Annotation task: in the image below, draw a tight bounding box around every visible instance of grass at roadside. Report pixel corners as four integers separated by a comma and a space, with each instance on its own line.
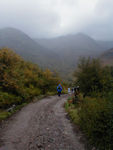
0, 94, 53, 122
65, 96, 80, 125
65, 94, 113, 150
0, 111, 11, 121
0, 102, 27, 122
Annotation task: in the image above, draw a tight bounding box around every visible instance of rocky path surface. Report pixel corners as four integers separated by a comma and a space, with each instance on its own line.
0, 95, 85, 150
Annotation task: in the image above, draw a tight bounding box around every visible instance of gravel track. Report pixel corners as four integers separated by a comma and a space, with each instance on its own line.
0, 95, 85, 150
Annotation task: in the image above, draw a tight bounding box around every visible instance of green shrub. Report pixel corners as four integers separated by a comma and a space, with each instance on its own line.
69, 109, 79, 124
65, 99, 80, 124
24, 87, 41, 99
78, 97, 113, 150
74, 57, 113, 97
0, 91, 22, 108
0, 111, 11, 121
0, 48, 61, 108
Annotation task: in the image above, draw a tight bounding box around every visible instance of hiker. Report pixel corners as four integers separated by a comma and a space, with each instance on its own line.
68, 88, 71, 94
57, 84, 62, 97
71, 88, 74, 94
74, 86, 79, 96
73, 86, 79, 103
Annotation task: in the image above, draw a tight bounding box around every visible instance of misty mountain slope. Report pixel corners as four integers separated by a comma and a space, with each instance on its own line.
100, 48, 113, 65
36, 33, 104, 57
35, 33, 108, 80
97, 41, 113, 50
1, 27, 112, 80
0, 28, 61, 69
0, 28, 40, 53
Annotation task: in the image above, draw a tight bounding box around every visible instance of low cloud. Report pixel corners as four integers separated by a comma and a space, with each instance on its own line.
0, 0, 113, 40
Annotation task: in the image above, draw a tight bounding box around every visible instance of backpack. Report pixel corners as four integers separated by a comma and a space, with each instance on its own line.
58, 86, 61, 90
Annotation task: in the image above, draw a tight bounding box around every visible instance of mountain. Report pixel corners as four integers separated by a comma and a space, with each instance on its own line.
36, 33, 104, 56
0, 28, 60, 69
101, 48, 113, 65
36, 33, 107, 69
35, 33, 107, 80
97, 41, 113, 50
1, 28, 113, 80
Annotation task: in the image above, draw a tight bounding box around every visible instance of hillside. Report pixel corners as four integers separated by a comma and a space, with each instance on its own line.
1, 28, 113, 80
97, 41, 113, 50
36, 33, 104, 56
101, 48, 113, 65
36, 33, 108, 80
36, 33, 107, 68
0, 28, 60, 69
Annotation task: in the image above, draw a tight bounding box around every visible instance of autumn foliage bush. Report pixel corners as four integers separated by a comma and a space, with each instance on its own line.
0, 48, 60, 108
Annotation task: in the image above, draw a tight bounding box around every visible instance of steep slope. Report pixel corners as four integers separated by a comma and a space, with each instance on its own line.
0, 28, 60, 69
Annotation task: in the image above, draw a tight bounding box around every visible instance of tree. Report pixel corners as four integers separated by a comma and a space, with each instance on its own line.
74, 57, 112, 96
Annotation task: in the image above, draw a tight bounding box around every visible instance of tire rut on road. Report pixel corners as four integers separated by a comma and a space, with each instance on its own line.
0, 95, 85, 150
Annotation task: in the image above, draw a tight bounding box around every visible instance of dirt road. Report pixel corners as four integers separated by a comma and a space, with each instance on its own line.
0, 95, 85, 150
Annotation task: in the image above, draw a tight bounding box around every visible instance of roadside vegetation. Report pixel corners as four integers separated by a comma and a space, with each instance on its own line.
65, 57, 113, 150
0, 48, 62, 121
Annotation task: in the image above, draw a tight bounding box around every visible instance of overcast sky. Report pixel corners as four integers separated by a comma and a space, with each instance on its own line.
0, 0, 113, 40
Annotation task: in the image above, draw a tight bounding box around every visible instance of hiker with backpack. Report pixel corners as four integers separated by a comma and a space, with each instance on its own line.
73, 86, 79, 103
57, 84, 62, 97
